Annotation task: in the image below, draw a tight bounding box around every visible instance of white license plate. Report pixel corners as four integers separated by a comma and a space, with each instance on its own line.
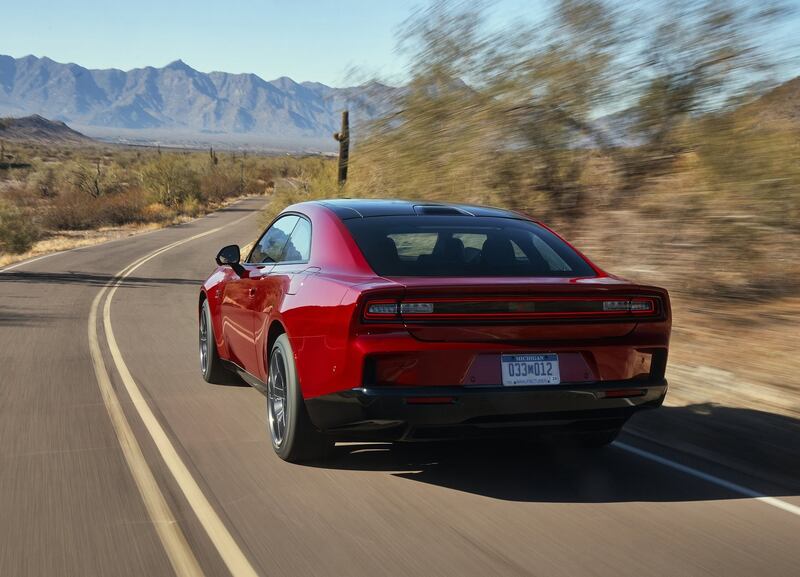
501, 354, 561, 385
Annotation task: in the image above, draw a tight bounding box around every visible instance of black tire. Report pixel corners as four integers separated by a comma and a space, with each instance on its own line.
199, 299, 235, 384
267, 334, 331, 463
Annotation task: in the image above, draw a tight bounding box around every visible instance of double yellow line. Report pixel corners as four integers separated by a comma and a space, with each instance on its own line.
88, 213, 261, 577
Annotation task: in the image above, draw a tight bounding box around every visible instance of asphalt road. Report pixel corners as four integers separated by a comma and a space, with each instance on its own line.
1, 196, 798, 577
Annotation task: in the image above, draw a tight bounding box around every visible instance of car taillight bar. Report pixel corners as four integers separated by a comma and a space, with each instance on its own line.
602, 300, 655, 313
400, 302, 434, 314
363, 296, 658, 321
366, 302, 399, 316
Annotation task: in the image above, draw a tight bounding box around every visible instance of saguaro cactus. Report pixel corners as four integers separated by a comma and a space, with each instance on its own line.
333, 110, 350, 186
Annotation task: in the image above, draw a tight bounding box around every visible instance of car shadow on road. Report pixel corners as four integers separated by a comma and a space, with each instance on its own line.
213, 207, 258, 212
315, 403, 800, 504
0, 271, 201, 288
0, 306, 65, 327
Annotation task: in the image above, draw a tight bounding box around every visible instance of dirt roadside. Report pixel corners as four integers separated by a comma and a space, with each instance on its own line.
0, 193, 264, 270
628, 295, 800, 489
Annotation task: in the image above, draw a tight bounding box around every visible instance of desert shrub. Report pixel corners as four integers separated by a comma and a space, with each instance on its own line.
3, 144, 326, 240
0, 201, 41, 253
260, 160, 342, 224
43, 189, 98, 230
178, 197, 203, 218
199, 164, 240, 203
141, 202, 177, 223
141, 155, 199, 207
43, 188, 145, 229
28, 167, 59, 198
1, 182, 40, 208
94, 190, 147, 226
249, 164, 275, 189
70, 163, 103, 197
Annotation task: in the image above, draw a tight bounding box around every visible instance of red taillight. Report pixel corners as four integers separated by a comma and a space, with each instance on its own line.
363, 296, 659, 322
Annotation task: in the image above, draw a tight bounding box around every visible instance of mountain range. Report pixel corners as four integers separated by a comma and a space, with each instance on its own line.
0, 54, 396, 150
0, 114, 92, 145
2, 54, 797, 151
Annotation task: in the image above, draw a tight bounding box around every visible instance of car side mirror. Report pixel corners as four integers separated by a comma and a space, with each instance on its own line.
216, 244, 241, 266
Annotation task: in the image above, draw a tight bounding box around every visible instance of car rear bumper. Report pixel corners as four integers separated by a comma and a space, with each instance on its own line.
305, 379, 668, 440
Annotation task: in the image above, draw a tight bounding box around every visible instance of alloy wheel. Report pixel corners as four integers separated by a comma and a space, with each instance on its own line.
199, 308, 209, 373
268, 350, 288, 447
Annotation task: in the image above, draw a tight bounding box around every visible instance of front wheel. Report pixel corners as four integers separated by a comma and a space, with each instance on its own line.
267, 334, 331, 463
199, 299, 235, 384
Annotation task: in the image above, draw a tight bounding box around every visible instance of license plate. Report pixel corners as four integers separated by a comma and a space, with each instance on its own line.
501, 354, 560, 385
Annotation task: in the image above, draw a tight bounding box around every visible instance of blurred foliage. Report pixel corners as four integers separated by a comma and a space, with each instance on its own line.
259, 157, 341, 225
317, 0, 798, 300
344, 0, 793, 202
696, 114, 800, 229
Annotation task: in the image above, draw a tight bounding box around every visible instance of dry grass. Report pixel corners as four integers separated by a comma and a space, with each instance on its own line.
664, 296, 800, 418
0, 192, 250, 269
0, 223, 161, 268
0, 141, 326, 256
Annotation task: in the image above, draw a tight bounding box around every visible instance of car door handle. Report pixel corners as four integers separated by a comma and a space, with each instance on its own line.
248, 287, 257, 298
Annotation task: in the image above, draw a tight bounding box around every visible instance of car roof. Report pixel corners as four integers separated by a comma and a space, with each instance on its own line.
313, 198, 525, 220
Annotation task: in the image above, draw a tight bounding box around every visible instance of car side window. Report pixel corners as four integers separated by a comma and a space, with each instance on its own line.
248, 215, 299, 264
283, 217, 311, 263
530, 234, 571, 271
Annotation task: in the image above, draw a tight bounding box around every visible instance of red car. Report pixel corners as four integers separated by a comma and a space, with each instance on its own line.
199, 200, 670, 462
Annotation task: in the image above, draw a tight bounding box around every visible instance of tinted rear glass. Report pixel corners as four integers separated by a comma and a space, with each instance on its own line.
343, 216, 595, 277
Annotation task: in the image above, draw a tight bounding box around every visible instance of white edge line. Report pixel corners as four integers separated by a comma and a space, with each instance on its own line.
1, 224, 168, 273
99, 211, 261, 577
89, 263, 205, 577
616, 441, 800, 517
0, 250, 69, 272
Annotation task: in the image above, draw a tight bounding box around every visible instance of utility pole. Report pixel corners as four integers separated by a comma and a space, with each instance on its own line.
333, 110, 350, 186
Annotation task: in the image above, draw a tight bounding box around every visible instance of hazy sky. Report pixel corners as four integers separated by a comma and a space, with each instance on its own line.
0, 0, 544, 85
2, 0, 798, 86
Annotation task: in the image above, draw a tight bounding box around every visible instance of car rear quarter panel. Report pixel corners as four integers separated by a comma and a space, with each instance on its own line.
276, 277, 359, 397
255, 204, 396, 392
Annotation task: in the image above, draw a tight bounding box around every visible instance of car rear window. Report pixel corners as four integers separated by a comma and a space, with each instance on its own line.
343, 216, 596, 277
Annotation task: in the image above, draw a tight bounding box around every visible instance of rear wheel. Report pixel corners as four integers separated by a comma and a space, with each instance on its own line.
199, 299, 234, 384
267, 334, 331, 463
